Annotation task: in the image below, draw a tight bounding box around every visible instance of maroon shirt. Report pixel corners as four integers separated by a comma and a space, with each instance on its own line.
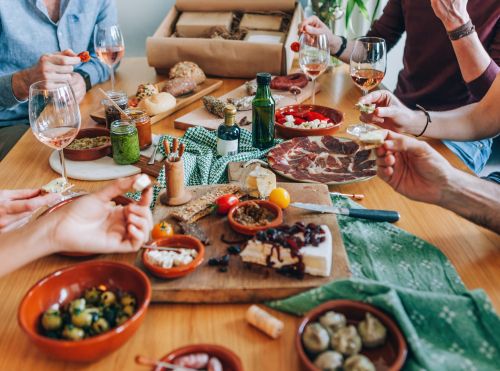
367, 0, 500, 111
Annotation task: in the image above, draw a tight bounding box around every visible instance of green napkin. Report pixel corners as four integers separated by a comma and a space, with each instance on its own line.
268, 196, 500, 370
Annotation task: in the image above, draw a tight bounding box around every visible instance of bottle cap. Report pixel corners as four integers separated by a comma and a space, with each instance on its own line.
224, 104, 237, 126
256, 72, 272, 85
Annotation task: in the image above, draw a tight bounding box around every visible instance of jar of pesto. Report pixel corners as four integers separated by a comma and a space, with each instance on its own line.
110, 121, 140, 165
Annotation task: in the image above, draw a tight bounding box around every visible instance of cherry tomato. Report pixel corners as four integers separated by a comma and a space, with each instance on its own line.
215, 194, 239, 215
77, 51, 91, 63
151, 221, 174, 240
269, 187, 291, 209
290, 41, 300, 52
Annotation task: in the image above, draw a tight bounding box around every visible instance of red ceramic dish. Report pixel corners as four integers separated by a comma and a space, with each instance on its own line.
142, 235, 205, 279
18, 261, 151, 362
39, 195, 132, 257
275, 105, 343, 139
155, 344, 243, 371
296, 300, 407, 371
227, 200, 283, 236
63, 127, 111, 161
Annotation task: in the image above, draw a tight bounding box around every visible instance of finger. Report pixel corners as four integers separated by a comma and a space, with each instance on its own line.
60, 49, 77, 57
46, 54, 81, 66
377, 165, 393, 181
4, 193, 61, 214
304, 25, 324, 35
94, 176, 138, 202
0, 211, 34, 230
0, 188, 41, 201
128, 213, 149, 237
383, 133, 432, 155
127, 225, 144, 251
137, 186, 153, 208
375, 146, 387, 158
376, 106, 400, 119
127, 203, 153, 231
359, 112, 384, 124
358, 90, 388, 105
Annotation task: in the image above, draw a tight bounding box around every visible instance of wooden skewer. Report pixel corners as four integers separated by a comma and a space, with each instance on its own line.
330, 192, 365, 201
178, 143, 185, 160
98, 88, 131, 120
141, 244, 185, 253
135, 355, 197, 371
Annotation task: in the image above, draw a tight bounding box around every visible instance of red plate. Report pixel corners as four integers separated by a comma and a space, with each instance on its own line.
267, 135, 376, 185
275, 105, 343, 139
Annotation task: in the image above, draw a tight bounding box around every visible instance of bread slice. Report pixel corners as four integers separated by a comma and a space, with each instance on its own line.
170, 184, 242, 223
357, 129, 388, 149
41, 177, 73, 194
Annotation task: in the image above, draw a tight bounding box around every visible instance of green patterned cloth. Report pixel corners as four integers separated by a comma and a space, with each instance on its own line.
130, 128, 500, 369
268, 196, 500, 371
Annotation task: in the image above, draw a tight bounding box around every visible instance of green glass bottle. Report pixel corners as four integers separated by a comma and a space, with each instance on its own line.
252, 72, 275, 149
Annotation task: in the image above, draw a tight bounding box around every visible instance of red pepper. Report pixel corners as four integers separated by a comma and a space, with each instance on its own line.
294, 117, 305, 125
305, 111, 329, 122
77, 51, 91, 63
290, 42, 300, 52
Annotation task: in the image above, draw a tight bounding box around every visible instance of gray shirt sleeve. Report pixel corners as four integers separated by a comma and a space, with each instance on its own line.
0, 73, 27, 108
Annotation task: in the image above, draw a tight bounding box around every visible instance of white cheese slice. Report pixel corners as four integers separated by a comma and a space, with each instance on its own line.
359, 129, 387, 145
240, 225, 333, 277
244, 165, 276, 199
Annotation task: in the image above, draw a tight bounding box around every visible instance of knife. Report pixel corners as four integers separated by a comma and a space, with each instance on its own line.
291, 202, 400, 223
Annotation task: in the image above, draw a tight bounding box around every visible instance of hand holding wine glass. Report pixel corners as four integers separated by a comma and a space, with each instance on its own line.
298, 32, 330, 105
348, 37, 387, 137
29, 81, 81, 187
94, 24, 125, 91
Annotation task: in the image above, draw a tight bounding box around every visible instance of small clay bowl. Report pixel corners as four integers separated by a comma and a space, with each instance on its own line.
142, 235, 205, 279
18, 261, 151, 362
39, 195, 132, 257
227, 200, 283, 236
275, 104, 343, 139
63, 127, 111, 161
296, 300, 407, 371
155, 344, 243, 371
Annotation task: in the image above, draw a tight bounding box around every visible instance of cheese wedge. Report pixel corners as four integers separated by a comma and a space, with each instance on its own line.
244, 165, 276, 199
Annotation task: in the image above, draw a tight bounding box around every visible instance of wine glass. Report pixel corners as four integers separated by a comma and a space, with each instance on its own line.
299, 32, 330, 105
29, 81, 81, 187
347, 37, 387, 137
94, 24, 125, 92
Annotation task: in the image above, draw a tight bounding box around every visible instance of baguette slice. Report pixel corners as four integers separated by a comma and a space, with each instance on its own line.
170, 184, 242, 223
357, 129, 388, 150
41, 177, 73, 194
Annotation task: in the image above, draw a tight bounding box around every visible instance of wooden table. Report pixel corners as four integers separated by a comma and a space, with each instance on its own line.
0, 58, 498, 370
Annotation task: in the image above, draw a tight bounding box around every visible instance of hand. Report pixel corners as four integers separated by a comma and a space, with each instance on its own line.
358, 90, 426, 135
11, 49, 81, 100
376, 131, 455, 204
299, 16, 338, 52
69, 72, 86, 103
0, 189, 61, 233
430, 0, 470, 31
46, 176, 154, 255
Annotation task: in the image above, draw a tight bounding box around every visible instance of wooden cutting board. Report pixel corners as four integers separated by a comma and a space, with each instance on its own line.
90, 78, 223, 125
173, 77, 320, 131
137, 182, 351, 303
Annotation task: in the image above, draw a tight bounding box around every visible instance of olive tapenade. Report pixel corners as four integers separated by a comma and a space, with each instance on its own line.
233, 201, 276, 226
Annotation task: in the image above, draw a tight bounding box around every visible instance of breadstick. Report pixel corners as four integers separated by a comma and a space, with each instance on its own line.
246, 305, 284, 339
178, 143, 186, 160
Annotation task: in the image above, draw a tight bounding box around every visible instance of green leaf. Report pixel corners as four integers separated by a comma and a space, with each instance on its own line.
371, 0, 382, 23
353, 0, 370, 21
345, 0, 356, 28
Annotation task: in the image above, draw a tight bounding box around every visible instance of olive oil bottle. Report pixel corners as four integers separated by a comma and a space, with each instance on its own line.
252, 72, 275, 149
216, 104, 240, 156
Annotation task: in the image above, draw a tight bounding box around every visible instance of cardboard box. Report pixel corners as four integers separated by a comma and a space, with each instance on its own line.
146, 0, 302, 78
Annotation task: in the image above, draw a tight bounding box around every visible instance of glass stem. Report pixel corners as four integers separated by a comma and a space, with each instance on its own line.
58, 149, 68, 185
312, 79, 316, 105
110, 65, 115, 91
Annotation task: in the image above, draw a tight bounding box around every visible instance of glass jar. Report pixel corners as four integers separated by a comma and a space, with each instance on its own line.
102, 91, 128, 129
123, 108, 152, 150
110, 121, 140, 165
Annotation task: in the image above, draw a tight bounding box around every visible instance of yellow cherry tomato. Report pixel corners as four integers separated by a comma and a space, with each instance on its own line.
269, 187, 291, 209
151, 221, 174, 240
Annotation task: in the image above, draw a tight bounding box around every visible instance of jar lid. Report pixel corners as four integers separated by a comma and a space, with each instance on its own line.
102, 90, 128, 105
256, 72, 272, 85
110, 120, 136, 134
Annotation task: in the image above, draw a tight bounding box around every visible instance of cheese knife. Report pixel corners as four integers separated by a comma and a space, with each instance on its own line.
291, 202, 400, 223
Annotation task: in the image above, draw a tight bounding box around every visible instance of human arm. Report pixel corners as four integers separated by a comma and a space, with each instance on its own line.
0, 176, 153, 277
299, 0, 405, 63
0, 189, 61, 233
376, 131, 500, 233
430, 0, 500, 99
74, 0, 117, 87
358, 74, 500, 140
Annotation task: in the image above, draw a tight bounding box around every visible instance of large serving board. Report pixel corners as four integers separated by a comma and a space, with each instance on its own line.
90, 78, 223, 125
137, 182, 351, 303
173, 77, 321, 131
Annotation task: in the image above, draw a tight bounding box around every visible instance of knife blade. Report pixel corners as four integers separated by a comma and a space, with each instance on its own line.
291, 202, 400, 223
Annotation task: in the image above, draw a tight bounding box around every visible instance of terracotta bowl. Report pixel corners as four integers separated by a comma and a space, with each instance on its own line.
296, 300, 407, 371
63, 127, 111, 161
275, 105, 343, 139
142, 235, 205, 279
18, 261, 151, 362
38, 195, 132, 257
227, 200, 283, 236
155, 344, 243, 371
